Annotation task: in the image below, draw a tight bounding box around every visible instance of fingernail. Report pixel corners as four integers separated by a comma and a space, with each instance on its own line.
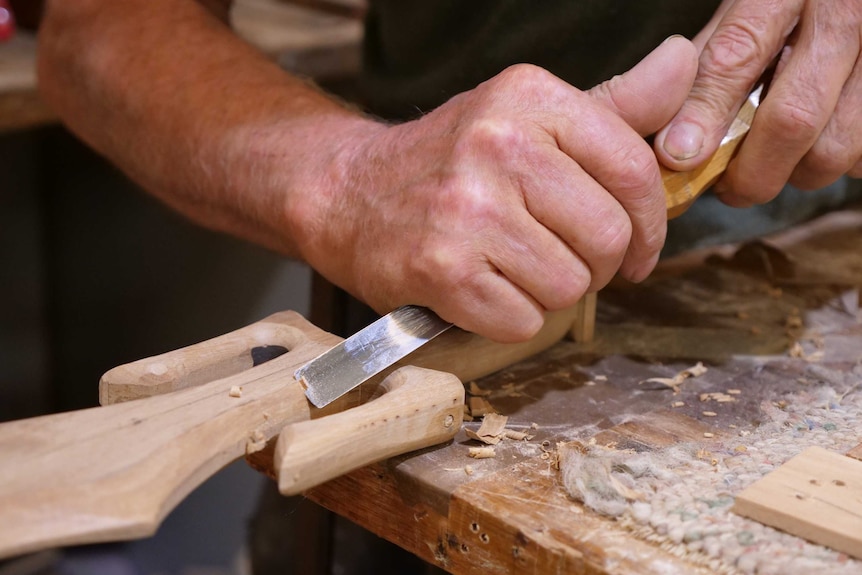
663, 121, 704, 161
661, 34, 685, 45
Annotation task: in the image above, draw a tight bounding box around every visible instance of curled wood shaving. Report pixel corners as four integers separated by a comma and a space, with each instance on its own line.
640, 362, 708, 393
229, 386, 242, 398
466, 413, 509, 445
468, 446, 496, 459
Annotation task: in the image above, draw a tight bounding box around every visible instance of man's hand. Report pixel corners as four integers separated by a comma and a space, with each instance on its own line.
655, 0, 862, 207
293, 37, 698, 342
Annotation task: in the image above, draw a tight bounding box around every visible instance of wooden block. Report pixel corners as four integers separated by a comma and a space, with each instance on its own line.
846, 443, 862, 462
732, 446, 862, 559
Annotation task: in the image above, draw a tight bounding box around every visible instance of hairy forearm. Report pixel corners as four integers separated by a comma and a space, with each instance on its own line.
37, 0, 380, 255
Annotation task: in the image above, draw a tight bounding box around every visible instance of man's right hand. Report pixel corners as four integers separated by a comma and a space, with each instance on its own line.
291, 37, 698, 342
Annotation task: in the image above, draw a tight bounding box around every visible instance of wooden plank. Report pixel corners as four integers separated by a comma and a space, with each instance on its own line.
732, 446, 862, 560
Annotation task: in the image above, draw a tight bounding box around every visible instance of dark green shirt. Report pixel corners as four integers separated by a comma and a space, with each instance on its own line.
360, 1, 722, 120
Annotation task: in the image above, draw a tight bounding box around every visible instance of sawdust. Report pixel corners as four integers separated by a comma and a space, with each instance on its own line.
559, 365, 862, 575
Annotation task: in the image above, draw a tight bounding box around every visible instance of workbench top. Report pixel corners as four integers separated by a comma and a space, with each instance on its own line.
255, 205, 862, 575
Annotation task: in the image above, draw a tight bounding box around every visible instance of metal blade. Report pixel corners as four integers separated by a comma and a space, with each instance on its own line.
297, 305, 453, 408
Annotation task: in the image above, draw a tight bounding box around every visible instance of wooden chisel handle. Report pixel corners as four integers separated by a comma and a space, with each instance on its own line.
662, 87, 759, 219
0, 312, 462, 560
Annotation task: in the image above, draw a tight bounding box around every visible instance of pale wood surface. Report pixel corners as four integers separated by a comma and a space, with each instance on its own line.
276, 365, 463, 495
0, 302, 577, 559
102, 306, 580, 403
0, 311, 340, 559
732, 446, 862, 560
662, 91, 757, 219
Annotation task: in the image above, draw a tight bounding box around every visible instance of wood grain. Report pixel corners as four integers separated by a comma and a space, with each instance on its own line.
0, 312, 339, 559
732, 446, 862, 559
662, 91, 757, 219
276, 365, 464, 495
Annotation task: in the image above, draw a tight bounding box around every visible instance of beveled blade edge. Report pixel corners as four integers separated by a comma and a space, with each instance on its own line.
297, 305, 453, 408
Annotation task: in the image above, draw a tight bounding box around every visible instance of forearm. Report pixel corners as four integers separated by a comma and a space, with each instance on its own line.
37, 0, 381, 255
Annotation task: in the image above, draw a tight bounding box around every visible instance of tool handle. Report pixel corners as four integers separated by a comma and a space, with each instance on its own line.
276, 365, 464, 495
0, 311, 339, 559
662, 94, 758, 219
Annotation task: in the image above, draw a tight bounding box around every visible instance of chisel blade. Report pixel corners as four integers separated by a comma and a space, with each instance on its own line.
296, 305, 453, 408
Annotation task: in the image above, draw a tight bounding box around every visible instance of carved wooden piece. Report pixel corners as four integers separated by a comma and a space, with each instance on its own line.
276, 366, 463, 495
101, 307, 580, 404
0, 312, 463, 560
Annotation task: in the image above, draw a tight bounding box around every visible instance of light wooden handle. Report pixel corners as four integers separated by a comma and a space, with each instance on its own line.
662, 95, 757, 219
0, 311, 343, 560
276, 365, 464, 495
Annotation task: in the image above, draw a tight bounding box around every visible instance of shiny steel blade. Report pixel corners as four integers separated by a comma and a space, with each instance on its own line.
297, 305, 453, 408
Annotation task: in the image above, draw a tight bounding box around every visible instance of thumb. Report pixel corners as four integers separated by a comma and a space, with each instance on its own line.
588, 35, 699, 137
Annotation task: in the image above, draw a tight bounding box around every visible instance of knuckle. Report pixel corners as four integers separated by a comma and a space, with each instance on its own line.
703, 17, 771, 76
593, 217, 634, 261
765, 95, 824, 143
605, 143, 661, 204
804, 137, 857, 182
458, 116, 527, 160
496, 63, 554, 92
546, 272, 590, 310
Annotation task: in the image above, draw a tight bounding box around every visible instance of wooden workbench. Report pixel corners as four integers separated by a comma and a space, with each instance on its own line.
251, 204, 862, 574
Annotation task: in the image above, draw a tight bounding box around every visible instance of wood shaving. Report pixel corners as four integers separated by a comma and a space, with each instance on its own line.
229, 386, 242, 398
703, 432, 715, 438
641, 362, 708, 393
464, 465, 474, 475
595, 375, 608, 382
466, 413, 509, 445
671, 401, 685, 408
503, 430, 531, 441
788, 341, 825, 362
702, 411, 717, 417
468, 446, 496, 459
700, 391, 737, 403
727, 389, 742, 395
468, 396, 495, 417
245, 429, 266, 454
467, 381, 491, 397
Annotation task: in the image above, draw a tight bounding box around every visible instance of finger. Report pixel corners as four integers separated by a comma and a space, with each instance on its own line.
790, 23, 862, 190
589, 35, 699, 136
517, 146, 632, 293
655, 0, 803, 170
429, 265, 546, 344
718, 5, 860, 203
691, 0, 738, 53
